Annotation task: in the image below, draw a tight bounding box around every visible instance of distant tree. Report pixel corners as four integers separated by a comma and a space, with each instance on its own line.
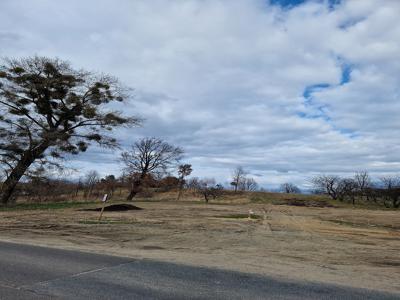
280, 182, 301, 194
311, 174, 362, 203
75, 177, 84, 197
121, 137, 183, 201
23, 166, 50, 202
0, 56, 140, 205
310, 175, 342, 200
177, 164, 192, 200
159, 176, 180, 191
100, 175, 117, 198
231, 166, 246, 192
380, 176, 400, 208
195, 178, 223, 203
187, 177, 200, 191
84, 170, 99, 198
242, 177, 258, 191
338, 178, 358, 204
353, 171, 372, 202
354, 171, 371, 191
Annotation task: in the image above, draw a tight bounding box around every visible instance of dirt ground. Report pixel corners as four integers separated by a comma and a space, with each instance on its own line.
0, 198, 399, 294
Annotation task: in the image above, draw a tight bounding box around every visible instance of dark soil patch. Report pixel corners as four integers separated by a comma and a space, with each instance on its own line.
141, 245, 166, 250
217, 214, 262, 220
370, 260, 400, 267
274, 198, 335, 208
79, 204, 143, 212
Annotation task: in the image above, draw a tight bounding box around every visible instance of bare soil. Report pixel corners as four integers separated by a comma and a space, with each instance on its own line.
0, 197, 399, 294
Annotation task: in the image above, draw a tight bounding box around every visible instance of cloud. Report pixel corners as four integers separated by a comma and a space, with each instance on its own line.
0, 0, 399, 188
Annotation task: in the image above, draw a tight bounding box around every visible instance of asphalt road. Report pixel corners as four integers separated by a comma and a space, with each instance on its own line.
0, 241, 398, 299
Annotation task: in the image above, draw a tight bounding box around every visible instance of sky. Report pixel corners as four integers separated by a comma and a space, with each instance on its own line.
0, 0, 399, 189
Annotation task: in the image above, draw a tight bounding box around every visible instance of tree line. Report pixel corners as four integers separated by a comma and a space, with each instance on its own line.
310, 172, 400, 208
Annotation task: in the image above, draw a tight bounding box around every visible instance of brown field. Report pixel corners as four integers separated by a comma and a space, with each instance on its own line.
0, 191, 399, 294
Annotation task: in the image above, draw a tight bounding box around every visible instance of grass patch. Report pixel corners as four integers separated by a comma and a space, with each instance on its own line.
217, 213, 262, 220
0, 201, 96, 211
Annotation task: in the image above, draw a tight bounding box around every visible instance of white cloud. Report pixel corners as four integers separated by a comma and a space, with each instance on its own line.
0, 0, 399, 188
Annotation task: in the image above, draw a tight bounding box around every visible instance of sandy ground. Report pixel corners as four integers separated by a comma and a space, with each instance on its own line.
0, 200, 399, 294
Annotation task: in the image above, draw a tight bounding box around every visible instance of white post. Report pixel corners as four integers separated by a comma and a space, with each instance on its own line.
98, 194, 108, 221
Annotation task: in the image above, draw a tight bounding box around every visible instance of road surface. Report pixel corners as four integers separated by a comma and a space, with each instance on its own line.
0, 241, 398, 299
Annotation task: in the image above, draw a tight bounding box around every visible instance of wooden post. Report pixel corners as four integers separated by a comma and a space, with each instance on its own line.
98, 194, 108, 221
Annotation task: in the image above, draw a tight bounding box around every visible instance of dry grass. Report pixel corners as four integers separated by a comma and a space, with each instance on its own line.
0, 191, 399, 294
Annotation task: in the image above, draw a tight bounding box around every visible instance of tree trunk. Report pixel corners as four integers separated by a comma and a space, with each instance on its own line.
176, 178, 184, 201
177, 188, 183, 201
126, 173, 146, 201
0, 142, 49, 205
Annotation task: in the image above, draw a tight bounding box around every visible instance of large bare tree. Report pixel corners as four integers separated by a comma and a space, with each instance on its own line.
121, 137, 183, 201
0, 56, 140, 204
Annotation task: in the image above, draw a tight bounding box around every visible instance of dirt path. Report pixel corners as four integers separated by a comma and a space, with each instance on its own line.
0, 201, 399, 294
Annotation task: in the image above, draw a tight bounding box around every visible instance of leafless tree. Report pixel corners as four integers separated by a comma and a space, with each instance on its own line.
230, 166, 247, 192
280, 182, 301, 194
354, 171, 371, 191
75, 177, 84, 197
84, 170, 99, 198
121, 137, 183, 201
100, 175, 117, 198
195, 178, 223, 203
338, 178, 358, 204
177, 164, 192, 200
380, 176, 400, 208
186, 177, 200, 192
310, 175, 343, 200
242, 177, 258, 191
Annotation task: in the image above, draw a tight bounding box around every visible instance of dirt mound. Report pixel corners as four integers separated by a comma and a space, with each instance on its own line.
275, 198, 334, 208
80, 204, 143, 212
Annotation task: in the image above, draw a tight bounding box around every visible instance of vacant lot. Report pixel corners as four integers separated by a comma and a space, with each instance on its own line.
0, 195, 399, 294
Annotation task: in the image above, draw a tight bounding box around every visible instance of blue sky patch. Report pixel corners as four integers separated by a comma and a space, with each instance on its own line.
340, 64, 352, 85
303, 83, 330, 100
270, 0, 341, 9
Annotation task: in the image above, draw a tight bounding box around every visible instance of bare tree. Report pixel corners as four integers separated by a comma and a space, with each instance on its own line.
380, 176, 400, 208
280, 182, 301, 194
354, 171, 371, 191
242, 177, 258, 191
338, 178, 358, 204
75, 177, 84, 197
195, 178, 223, 203
310, 175, 342, 200
187, 177, 200, 192
230, 166, 246, 192
0, 56, 140, 204
84, 170, 99, 199
100, 174, 117, 198
121, 137, 183, 201
177, 164, 192, 200
312, 175, 358, 202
